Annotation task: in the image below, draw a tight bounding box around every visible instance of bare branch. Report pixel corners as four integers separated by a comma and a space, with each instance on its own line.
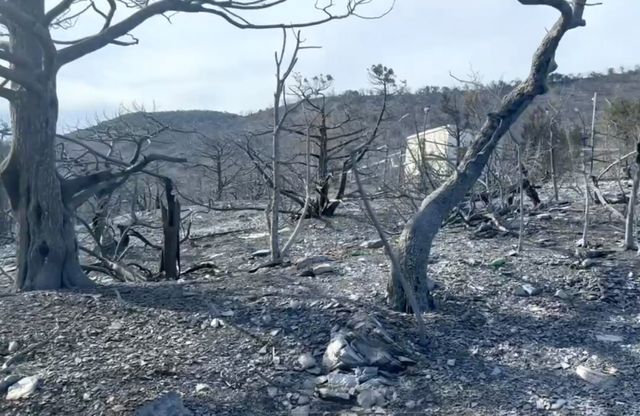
44, 0, 77, 25
0, 65, 42, 94
56, 0, 376, 67
63, 154, 187, 206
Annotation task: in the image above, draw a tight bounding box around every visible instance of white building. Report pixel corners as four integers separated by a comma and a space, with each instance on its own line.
404, 125, 476, 178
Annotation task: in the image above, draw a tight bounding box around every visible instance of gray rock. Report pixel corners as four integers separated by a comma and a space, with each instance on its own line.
0, 375, 22, 394
359, 239, 384, 249
295, 255, 334, 271
581, 258, 597, 269
554, 289, 570, 300
515, 283, 541, 297
267, 387, 279, 398
595, 334, 623, 343
108, 320, 124, 331
251, 249, 270, 258
322, 330, 405, 373
135, 392, 193, 416
326, 371, 359, 390
7, 341, 18, 354
291, 405, 310, 416
405, 400, 416, 409
575, 365, 615, 387
298, 353, 317, 370
551, 399, 567, 410
536, 213, 553, 221
195, 383, 210, 394
312, 263, 335, 275
210, 318, 225, 328
305, 367, 322, 375
355, 367, 378, 383
316, 388, 351, 403
489, 258, 507, 269
357, 389, 385, 409
6, 376, 39, 400
297, 395, 310, 405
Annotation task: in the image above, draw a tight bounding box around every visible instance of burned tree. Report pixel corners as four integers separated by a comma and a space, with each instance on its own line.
286, 65, 395, 217
159, 178, 180, 279
605, 98, 640, 250
193, 135, 245, 201
389, 0, 590, 312
0, 0, 372, 290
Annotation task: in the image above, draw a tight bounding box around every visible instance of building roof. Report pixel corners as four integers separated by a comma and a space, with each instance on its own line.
406, 124, 473, 140
406, 125, 454, 140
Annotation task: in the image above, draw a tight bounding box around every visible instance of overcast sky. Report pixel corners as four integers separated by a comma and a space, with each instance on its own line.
2, 0, 639, 128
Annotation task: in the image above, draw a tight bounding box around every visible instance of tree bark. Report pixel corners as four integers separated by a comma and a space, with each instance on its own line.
1, 89, 92, 290
159, 179, 180, 279
0, 0, 91, 290
389, 0, 587, 312
390, 116, 504, 312
623, 142, 640, 250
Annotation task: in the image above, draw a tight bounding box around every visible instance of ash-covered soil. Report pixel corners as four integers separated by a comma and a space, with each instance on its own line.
0, 191, 639, 415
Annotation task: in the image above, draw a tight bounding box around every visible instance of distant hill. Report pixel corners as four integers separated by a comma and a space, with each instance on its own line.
67, 68, 640, 200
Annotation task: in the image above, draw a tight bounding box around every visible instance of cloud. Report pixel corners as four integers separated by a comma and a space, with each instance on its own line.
3, 0, 640, 127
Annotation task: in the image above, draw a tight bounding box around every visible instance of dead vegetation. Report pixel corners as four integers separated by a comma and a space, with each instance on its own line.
0, 182, 638, 415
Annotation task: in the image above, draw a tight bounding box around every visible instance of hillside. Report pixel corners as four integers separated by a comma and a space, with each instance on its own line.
68, 69, 640, 199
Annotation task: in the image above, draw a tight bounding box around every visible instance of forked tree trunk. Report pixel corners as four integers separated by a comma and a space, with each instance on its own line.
389, 0, 587, 312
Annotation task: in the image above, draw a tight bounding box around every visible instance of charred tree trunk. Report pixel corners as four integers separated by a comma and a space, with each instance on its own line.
0, 1, 91, 290
1, 90, 91, 290
91, 190, 111, 254
390, 115, 505, 312
389, 0, 587, 312
159, 179, 180, 279
623, 143, 640, 250
216, 156, 223, 200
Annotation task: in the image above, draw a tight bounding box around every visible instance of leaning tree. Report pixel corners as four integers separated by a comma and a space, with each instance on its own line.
388, 0, 591, 312
0, 0, 374, 290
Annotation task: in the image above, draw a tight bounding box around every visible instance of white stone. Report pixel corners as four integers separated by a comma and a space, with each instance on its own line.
359, 239, 384, 249
312, 264, 335, 275
195, 383, 210, 394
298, 353, 317, 370
551, 399, 567, 410
575, 365, 615, 387
7, 341, 18, 354
6, 376, 39, 400
595, 334, 623, 343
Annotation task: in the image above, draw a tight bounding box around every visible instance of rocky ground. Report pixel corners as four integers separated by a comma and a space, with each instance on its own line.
0, 187, 639, 415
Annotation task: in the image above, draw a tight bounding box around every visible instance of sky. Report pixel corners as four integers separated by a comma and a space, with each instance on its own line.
2, 0, 640, 129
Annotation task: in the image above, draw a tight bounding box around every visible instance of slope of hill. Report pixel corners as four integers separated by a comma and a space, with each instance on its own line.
69, 69, 640, 199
